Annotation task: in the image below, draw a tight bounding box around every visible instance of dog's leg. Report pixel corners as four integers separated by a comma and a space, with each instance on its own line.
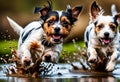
20, 43, 33, 66
106, 50, 119, 71
87, 47, 97, 63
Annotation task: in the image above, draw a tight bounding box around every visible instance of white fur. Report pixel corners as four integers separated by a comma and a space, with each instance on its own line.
7, 16, 23, 35
84, 6, 120, 71
7, 17, 62, 66
111, 4, 118, 16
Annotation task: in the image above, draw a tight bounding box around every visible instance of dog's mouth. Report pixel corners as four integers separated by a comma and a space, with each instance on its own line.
100, 38, 112, 44
51, 34, 63, 43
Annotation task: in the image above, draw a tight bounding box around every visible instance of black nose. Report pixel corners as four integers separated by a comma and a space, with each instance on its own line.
45, 55, 51, 62
54, 27, 60, 33
104, 32, 109, 37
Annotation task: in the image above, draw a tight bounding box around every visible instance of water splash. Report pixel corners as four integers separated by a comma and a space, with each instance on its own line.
1, 48, 55, 78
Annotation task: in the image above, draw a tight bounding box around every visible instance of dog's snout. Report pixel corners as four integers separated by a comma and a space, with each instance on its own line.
104, 32, 109, 37
45, 55, 51, 62
54, 27, 60, 33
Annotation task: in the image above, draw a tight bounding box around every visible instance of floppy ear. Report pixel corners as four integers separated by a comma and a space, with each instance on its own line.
34, 7, 42, 14
90, 1, 101, 20
114, 13, 120, 25
34, 1, 52, 20
67, 5, 82, 22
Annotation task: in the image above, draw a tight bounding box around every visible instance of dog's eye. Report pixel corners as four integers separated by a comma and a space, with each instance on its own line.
97, 25, 103, 29
110, 25, 116, 30
48, 20, 54, 25
62, 21, 69, 27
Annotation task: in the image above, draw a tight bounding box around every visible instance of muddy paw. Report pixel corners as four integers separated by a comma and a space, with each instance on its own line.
88, 56, 97, 63
106, 62, 115, 72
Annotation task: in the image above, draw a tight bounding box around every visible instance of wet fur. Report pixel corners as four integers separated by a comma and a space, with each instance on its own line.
84, 1, 120, 71
7, 1, 82, 67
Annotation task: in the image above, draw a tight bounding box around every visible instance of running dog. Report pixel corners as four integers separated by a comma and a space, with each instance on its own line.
84, 1, 120, 71
7, 1, 82, 67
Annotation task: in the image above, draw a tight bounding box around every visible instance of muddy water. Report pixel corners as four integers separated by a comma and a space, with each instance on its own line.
0, 63, 120, 82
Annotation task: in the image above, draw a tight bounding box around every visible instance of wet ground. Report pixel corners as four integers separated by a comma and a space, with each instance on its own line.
0, 62, 120, 82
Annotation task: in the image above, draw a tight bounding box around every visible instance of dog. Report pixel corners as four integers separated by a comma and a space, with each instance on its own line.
7, 1, 82, 67
84, 1, 120, 71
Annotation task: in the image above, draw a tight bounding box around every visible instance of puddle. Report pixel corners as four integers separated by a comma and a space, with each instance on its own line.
0, 62, 120, 82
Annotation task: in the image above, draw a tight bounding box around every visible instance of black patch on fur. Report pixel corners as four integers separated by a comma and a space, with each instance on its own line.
35, 26, 42, 30
22, 28, 34, 43
85, 42, 88, 48
62, 12, 73, 25
114, 15, 119, 26
86, 31, 89, 42
41, 37, 54, 47
42, 10, 76, 25
94, 21, 98, 26
43, 11, 59, 22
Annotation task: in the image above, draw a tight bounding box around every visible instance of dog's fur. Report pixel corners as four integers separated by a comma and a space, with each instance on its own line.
7, 1, 82, 67
84, 1, 120, 71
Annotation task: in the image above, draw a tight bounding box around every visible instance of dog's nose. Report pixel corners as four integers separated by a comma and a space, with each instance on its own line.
104, 32, 109, 37
54, 27, 60, 33
45, 55, 51, 62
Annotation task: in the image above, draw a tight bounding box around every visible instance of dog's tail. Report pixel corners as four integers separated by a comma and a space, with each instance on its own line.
7, 16, 23, 35
111, 4, 118, 17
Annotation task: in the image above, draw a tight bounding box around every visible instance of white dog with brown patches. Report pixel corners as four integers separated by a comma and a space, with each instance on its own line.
7, 1, 82, 67
84, 1, 120, 71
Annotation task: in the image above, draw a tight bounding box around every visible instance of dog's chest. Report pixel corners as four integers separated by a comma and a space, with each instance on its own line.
96, 46, 114, 57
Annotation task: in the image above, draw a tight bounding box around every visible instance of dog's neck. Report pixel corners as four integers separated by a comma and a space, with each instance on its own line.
41, 36, 54, 47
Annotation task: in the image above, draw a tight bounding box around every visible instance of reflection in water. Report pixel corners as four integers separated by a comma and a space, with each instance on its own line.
0, 76, 118, 82
0, 63, 120, 82
80, 76, 117, 82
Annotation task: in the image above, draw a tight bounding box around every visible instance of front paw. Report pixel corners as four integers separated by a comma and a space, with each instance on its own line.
88, 55, 97, 63
21, 56, 32, 66
106, 62, 115, 72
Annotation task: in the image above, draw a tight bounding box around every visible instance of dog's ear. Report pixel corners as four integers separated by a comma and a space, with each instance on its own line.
90, 1, 101, 20
34, 1, 52, 20
114, 13, 120, 25
66, 5, 82, 22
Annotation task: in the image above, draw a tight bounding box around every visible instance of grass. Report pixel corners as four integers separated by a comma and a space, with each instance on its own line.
0, 40, 85, 63
62, 40, 85, 53
0, 40, 18, 56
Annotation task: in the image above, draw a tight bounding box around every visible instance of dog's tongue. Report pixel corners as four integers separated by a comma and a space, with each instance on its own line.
52, 35, 61, 39
102, 39, 110, 44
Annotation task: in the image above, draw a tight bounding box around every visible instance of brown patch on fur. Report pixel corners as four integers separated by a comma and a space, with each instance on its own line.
95, 23, 104, 33
116, 13, 120, 23
43, 16, 57, 41
46, 16, 56, 22
60, 16, 72, 37
109, 23, 117, 32
106, 46, 114, 56
43, 22, 54, 41
61, 27, 71, 37
61, 16, 70, 24
30, 41, 42, 63
90, 47, 108, 71
30, 41, 40, 51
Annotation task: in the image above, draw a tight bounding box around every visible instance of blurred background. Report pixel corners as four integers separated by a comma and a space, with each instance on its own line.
0, 0, 120, 41
0, 0, 120, 62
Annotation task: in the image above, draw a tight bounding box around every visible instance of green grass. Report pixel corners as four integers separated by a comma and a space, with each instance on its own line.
0, 40, 18, 56
0, 40, 85, 55
0, 40, 85, 63
59, 40, 85, 62
62, 41, 85, 53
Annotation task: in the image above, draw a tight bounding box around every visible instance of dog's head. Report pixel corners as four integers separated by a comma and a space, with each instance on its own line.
34, 1, 82, 44
90, 1, 120, 45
